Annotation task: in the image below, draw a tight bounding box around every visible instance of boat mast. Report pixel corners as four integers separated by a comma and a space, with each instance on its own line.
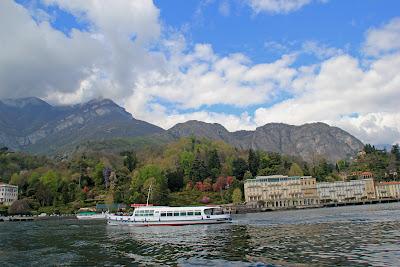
146, 183, 152, 206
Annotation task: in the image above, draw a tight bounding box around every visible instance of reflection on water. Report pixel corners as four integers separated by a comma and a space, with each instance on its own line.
1, 203, 400, 266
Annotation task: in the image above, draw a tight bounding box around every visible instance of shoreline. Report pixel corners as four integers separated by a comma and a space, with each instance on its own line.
2, 198, 400, 222
224, 197, 400, 214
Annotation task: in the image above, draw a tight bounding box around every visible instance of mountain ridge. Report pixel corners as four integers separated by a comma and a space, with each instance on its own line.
165, 120, 364, 162
0, 98, 364, 161
0, 97, 164, 153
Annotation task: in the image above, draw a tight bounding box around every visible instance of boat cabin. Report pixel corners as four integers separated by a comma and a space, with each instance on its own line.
132, 206, 225, 220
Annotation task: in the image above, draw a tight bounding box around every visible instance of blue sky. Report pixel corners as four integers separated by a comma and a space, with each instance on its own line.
1, 0, 400, 144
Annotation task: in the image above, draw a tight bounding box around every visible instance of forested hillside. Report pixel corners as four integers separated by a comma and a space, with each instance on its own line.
1, 139, 399, 215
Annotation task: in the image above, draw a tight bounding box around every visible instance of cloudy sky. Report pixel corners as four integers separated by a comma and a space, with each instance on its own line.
1, 0, 400, 145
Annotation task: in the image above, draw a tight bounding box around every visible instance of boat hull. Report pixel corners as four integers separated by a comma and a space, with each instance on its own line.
107, 218, 231, 227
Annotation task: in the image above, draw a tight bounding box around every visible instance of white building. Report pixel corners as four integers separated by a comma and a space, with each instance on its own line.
375, 181, 400, 199
244, 175, 320, 208
317, 179, 375, 203
0, 183, 18, 206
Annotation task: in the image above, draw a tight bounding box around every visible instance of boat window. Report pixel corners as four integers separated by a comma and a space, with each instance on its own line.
187, 211, 194, 216
180, 212, 187, 216
204, 209, 212, 215
161, 212, 166, 217
195, 211, 201, 216
213, 208, 224, 215
167, 212, 173, 216
174, 212, 180, 216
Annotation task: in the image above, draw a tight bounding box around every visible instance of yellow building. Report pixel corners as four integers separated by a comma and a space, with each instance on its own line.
244, 175, 319, 208
375, 181, 400, 199
317, 179, 376, 203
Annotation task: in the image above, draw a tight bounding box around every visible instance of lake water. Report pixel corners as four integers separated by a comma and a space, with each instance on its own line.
1, 203, 400, 266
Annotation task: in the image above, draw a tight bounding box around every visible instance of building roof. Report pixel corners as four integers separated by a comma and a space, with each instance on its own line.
0, 183, 18, 187
246, 175, 313, 183
378, 181, 400, 185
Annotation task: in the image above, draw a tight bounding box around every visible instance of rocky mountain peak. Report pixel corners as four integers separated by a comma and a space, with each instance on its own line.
1, 97, 50, 108
166, 120, 364, 162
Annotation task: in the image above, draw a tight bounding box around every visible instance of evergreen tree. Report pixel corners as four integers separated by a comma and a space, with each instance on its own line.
391, 144, 400, 161
121, 151, 137, 172
248, 149, 260, 176
364, 144, 376, 154
208, 149, 221, 180
166, 169, 184, 192
232, 158, 248, 180
190, 152, 209, 182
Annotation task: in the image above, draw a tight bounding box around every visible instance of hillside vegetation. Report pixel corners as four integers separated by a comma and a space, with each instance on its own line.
0, 140, 399, 215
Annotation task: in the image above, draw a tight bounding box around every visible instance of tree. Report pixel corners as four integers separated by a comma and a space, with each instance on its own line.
232, 158, 248, 180
190, 152, 209, 182
143, 177, 169, 205
248, 149, 260, 176
166, 169, 184, 192
208, 149, 221, 180
130, 165, 168, 205
103, 167, 111, 188
213, 176, 227, 191
391, 144, 400, 161
364, 144, 376, 154
288, 163, 304, 176
231, 188, 242, 204
243, 170, 253, 181
8, 199, 31, 215
179, 151, 195, 177
121, 151, 138, 172
93, 162, 105, 187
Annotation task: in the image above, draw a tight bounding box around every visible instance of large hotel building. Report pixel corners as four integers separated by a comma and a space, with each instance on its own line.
316, 179, 376, 203
244, 175, 320, 208
375, 181, 400, 199
244, 175, 379, 208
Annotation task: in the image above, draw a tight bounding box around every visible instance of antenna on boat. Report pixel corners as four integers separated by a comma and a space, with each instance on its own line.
146, 182, 152, 206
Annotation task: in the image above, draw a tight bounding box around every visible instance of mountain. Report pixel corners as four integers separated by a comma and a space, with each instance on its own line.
0, 97, 164, 153
0, 97, 364, 161
166, 121, 364, 162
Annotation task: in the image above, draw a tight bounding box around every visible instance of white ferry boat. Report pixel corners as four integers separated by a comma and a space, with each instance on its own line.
107, 206, 231, 226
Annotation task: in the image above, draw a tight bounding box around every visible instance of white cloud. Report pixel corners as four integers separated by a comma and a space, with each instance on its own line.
127, 42, 297, 111
254, 52, 400, 144
363, 17, 400, 57
301, 40, 344, 59
0, 0, 163, 102
247, 0, 313, 14
0, 1, 399, 145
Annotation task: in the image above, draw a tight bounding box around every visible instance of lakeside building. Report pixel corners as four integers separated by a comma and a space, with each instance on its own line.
244, 175, 320, 208
0, 183, 18, 206
317, 179, 376, 203
375, 181, 400, 199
